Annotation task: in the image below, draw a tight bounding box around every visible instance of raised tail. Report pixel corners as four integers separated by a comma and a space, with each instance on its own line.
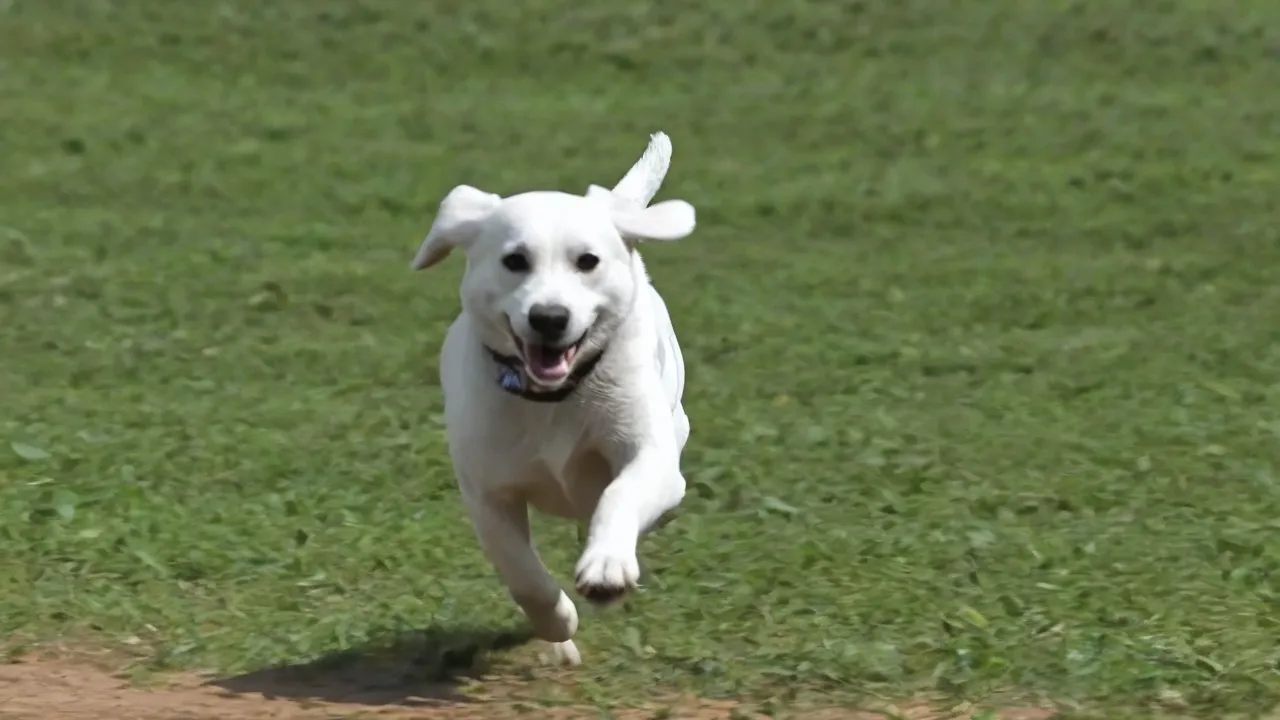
609, 131, 673, 208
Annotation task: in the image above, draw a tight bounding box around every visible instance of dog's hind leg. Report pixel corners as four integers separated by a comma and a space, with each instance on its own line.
639, 407, 690, 536
459, 485, 581, 665
674, 407, 690, 455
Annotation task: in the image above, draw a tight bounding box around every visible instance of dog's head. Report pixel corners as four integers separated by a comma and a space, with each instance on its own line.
411, 134, 695, 392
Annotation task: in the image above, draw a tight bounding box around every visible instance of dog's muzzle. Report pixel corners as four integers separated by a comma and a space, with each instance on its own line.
486, 345, 606, 403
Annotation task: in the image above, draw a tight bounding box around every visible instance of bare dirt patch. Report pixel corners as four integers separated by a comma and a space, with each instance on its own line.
0, 656, 1059, 719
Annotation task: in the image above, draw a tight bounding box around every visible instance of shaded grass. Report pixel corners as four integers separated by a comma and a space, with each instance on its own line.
3, 0, 1280, 714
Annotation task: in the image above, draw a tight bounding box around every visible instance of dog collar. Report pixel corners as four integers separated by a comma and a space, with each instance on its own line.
484, 346, 605, 403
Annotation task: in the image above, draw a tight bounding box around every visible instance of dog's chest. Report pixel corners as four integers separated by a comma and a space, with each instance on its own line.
518, 417, 587, 477
496, 411, 613, 520
466, 404, 593, 479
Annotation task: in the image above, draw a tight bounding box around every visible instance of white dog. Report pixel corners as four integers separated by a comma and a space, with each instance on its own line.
411, 132, 696, 665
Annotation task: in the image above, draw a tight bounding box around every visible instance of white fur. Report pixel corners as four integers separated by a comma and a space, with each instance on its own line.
412, 132, 695, 665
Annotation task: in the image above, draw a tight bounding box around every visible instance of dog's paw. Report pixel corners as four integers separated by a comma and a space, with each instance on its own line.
574, 546, 640, 606
539, 639, 582, 667
519, 590, 579, 644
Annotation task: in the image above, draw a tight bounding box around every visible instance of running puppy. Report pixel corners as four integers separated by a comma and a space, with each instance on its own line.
412, 132, 696, 665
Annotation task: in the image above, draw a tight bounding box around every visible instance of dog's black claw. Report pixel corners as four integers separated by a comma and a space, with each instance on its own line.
578, 584, 629, 606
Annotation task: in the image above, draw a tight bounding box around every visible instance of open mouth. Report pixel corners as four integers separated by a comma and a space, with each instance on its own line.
512, 333, 584, 385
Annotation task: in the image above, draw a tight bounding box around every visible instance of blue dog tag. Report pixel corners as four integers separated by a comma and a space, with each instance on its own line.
499, 367, 525, 393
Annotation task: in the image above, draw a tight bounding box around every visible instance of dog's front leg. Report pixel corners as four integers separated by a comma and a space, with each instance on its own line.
574, 442, 684, 605
460, 484, 581, 664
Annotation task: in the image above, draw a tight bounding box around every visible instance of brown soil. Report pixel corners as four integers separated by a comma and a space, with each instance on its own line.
0, 654, 1059, 720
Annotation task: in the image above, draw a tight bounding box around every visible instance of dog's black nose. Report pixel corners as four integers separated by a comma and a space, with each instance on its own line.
528, 304, 571, 340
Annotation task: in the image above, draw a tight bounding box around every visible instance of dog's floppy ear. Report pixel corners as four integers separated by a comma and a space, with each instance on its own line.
411, 185, 502, 270
614, 200, 697, 243
585, 184, 696, 243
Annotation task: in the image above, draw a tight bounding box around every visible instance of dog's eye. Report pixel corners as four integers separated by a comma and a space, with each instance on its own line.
501, 253, 531, 273
575, 253, 600, 272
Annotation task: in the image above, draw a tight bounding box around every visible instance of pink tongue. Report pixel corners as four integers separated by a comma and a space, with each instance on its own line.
526, 345, 570, 379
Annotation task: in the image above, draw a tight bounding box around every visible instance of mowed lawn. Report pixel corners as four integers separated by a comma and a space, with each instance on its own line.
3, 0, 1280, 715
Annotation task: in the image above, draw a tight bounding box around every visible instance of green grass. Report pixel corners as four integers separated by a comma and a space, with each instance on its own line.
3, 0, 1280, 715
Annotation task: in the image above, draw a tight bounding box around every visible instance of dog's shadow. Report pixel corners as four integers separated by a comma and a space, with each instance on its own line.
206, 624, 534, 708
